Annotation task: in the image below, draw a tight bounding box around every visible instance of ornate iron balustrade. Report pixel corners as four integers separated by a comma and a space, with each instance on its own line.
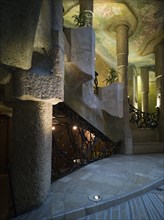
93, 71, 98, 94
52, 103, 120, 181
129, 103, 160, 129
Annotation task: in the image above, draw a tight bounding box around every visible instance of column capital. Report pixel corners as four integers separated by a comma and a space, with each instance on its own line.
140, 66, 150, 71
106, 3, 137, 37
79, 0, 93, 25
113, 21, 134, 37
154, 40, 164, 53
116, 23, 130, 30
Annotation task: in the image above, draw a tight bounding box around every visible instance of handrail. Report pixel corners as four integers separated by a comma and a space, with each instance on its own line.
129, 102, 160, 129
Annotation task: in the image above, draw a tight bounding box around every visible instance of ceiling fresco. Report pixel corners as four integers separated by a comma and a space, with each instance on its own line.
63, 0, 164, 73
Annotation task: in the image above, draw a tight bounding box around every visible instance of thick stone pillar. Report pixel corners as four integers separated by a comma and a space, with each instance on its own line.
80, 0, 93, 12
141, 66, 149, 112
133, 70, 138, 108
116, 24, 133, 154
128, 65, 138, 108
11, 100, 52, 214
116, 25, 129, 90
6, 0, 64, 215
79, 0, 93, 26
51, 0, 64, 101
155, 41, 164, 141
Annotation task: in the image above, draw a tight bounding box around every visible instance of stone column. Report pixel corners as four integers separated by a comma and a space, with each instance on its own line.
141, 66, 149, 112
116, 24, 133, 154
9, 0, 64, 215
51, 0, 64, 100
79, 0, 93, 26
133, 70, 138, 108
128, 65, 138, 108
80, 0, 93, 12
155, 41, 164, 141
116, 25, 129, 91
11, 100, 52, 214
127, 65, 133, 104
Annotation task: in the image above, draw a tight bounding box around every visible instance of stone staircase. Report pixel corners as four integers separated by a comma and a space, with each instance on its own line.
131, 125, 164, 154
78, 187, 164, 220
64, 27, 164, 152
64, 27, 124, 144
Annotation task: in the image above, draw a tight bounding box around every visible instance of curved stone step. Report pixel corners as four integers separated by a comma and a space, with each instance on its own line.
133, 142, 164, 154
78, 190, 164, 220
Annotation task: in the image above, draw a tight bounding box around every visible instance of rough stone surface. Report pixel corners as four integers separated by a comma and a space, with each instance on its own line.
52, 30, 64, 103
0, 0, 64, 104
64, 26, 123, 142
0, 67, 11, 84
51, 0, 64, 103
13, 53, 64, 104
82, 81, 123, 118
33, 0, 52, 55
99, 83, 123, 118
11, 100, 52, 214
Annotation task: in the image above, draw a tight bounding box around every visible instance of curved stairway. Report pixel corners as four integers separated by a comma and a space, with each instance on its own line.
78, 186, 164, 220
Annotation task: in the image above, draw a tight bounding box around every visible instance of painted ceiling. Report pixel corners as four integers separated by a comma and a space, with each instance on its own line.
63, 0, 164, 83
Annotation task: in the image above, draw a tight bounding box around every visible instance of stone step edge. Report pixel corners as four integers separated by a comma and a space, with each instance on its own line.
52, 178, 164, 220
133, 142, 164, 145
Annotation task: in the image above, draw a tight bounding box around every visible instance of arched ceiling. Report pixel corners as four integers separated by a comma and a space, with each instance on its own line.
63, 0, 164, 74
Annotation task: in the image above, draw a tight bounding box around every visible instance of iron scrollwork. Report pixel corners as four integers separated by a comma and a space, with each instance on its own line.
52, 103, 120, 181
93, 71, 98, 94
129, 103, 160, 129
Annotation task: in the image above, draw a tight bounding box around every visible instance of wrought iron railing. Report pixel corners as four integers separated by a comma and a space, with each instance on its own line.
129, 103, 160, 129
52, 103, 120, 181
93, 71, 98, 94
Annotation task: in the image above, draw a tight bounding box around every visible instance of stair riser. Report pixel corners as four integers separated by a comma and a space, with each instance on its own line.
132, 128, 159, 142
133, 143, 164, 154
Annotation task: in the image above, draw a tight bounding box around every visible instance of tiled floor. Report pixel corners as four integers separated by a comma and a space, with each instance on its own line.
12, 153, 164, 220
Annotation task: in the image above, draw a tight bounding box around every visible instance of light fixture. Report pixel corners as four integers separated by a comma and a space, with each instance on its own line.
88, 193, 102, 202
156, 93, 161, 108
52, 126, 55, 130
73, 159, 81, 163
72, 125, 78, 130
